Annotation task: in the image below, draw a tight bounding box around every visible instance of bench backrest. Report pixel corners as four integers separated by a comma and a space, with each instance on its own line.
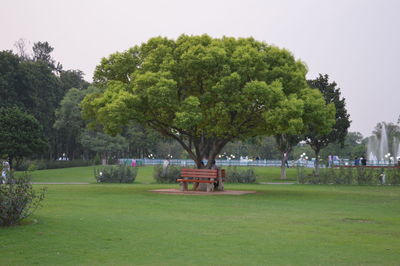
181, 168, 218, 179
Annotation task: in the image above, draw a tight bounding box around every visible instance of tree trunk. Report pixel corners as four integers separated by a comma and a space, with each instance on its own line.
314, 149, 320, 176
280, 152, 289, 180
8, 156, 13, 171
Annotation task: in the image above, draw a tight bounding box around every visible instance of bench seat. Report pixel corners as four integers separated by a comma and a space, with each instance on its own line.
178, 168, 225, 192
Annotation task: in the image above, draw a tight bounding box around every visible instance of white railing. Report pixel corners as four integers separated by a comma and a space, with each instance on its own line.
118, 158, 317, 168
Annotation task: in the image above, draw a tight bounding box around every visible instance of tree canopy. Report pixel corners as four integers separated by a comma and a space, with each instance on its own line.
0, 43, 90, 160
0, 107, 47, 169
306, 74, 351, 173
82, 35, 333, 168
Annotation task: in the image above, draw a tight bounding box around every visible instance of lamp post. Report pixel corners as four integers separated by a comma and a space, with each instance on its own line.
384, 153, 391, 165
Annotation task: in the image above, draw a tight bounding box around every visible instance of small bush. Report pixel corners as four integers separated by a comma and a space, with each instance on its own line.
154, 165, 181, 183
0, 172, 46, 227
94, 165, 137, 183
225, 167, 256, 183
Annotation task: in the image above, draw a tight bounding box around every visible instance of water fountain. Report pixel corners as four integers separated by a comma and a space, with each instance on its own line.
367, 124, 400, 165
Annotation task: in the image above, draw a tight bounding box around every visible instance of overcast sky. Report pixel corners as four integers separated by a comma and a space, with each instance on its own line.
1, 0, 399, 137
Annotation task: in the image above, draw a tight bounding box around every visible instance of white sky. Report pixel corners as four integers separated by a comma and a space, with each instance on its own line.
1, 0, 400, 137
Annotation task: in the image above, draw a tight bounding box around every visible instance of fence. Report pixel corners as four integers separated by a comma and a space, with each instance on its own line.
118, 158, 317, 168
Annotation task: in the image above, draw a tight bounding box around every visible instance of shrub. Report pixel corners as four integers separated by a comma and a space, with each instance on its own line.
44, 160, 94, 169
154, 165, 181, 183
0, 172, 46, 226
94, 165, 137, 183
297, 166, 400, 185
296, 166, 309, 184
337, 167, 353, 184
386, 168, 400, 185
15, 159, 94, 171
225, 167, 256, 183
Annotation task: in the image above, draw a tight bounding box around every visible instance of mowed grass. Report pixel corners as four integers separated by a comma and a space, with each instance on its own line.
28, 165, 305, 184
29, 166, 155, 184
1, 183, 400, 265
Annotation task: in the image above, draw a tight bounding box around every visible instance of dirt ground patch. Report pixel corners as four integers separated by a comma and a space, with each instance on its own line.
150, 189, 256, 195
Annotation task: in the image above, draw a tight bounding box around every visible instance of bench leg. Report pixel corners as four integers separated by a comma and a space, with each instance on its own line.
217, 177, 224, 191
206, 179, 214, 192
180, 182, 188, 191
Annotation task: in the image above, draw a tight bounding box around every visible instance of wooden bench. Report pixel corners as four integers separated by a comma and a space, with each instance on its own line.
177, 168, 225, 192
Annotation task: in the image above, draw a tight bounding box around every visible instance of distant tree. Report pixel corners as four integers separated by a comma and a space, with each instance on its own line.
14, 38, 31, 61
273, 89, 335, 179
306, 74, 351, 174
320, 132, 365, 161
59, 70, 89, 93
80, 130, 128, 164
32, 41, 62, 73
0, 51, 21, 108
54, 87, 90, 159
220, 137, 281, 160
18, 60, 63, 158
0, 107, 47, 169
124, 123, 162, 158
82, 35, 315, 169
2, 40, 90, 160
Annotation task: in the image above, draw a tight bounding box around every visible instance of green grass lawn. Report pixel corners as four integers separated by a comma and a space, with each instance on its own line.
28, 165, 306, 184
1, 183, 400, 265
29, 165, 155, 184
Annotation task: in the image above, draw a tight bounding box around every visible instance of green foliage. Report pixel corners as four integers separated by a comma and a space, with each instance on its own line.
94, 165, 137, 183
0, 107, 47, 169
0, 51, 21, 109
153, 165, 182, 183
320, 132, 366, 161
225, 166, 256, 183
386, 168, 400, 184
83, 35, 313, 167
59, 70, 89, 92
0, 172, 46, 226
93, 153, 101, 165
1, 43, 90, 161
306, 74, 351, 171
16, 159, 94, 171
54, 86, 99, 159
80, 130, 128, 156
297, 166, 399, 185
221, 137, 280, 159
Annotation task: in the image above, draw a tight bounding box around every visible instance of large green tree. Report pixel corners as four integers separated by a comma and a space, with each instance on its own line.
82, 35, 326, 168
306, 74, 351, 174
0, 107, 47, 169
